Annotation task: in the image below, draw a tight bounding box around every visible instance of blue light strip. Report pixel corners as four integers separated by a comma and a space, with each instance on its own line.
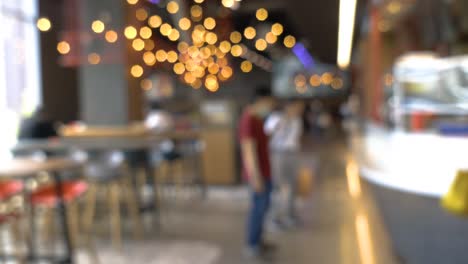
292, 43, 315, 69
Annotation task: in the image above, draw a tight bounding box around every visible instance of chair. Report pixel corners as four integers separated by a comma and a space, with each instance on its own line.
81, 151, 143, 249
0, 181, 26, 259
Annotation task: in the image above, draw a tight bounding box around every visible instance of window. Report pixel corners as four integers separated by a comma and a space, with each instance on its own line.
0, 0, 41, 155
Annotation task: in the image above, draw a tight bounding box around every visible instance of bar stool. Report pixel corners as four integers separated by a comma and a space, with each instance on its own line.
0, 181, 24, 258
81, 151, 143, 249
30, 180, 88, 251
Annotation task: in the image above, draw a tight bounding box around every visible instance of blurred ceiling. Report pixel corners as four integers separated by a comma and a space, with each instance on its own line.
237, 0, 341, 64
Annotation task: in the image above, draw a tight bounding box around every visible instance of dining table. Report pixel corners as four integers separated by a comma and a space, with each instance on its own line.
0, 157, 82, 264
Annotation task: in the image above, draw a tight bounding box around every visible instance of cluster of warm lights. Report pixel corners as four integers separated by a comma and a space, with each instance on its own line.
43, 1, 298, 91
294, 72, 345, 92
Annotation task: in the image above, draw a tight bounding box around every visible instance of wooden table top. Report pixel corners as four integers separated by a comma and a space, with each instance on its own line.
0, 158, 81, 178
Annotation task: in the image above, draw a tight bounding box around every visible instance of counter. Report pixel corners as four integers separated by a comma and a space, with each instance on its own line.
352, 124, 468, 264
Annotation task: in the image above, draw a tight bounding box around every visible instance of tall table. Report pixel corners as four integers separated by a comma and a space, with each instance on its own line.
0, 158, 82, 264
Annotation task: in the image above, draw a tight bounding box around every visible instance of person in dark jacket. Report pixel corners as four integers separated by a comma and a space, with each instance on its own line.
18, 107, 58, 140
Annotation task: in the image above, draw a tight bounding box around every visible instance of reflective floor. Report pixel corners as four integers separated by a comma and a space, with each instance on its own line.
79, 136, 398, 264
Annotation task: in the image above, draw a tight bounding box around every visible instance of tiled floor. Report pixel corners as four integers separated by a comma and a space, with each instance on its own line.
78, 137, 398, 264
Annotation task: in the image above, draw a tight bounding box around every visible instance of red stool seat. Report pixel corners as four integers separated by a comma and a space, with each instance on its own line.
0, 181, 23, 200
31, 181, 88, 207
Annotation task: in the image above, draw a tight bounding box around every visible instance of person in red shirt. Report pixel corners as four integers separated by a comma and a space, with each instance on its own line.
239, 86, 276, 259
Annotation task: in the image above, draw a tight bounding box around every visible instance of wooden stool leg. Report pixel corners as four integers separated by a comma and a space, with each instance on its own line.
82, 184, 97, 239
11, 218, 24, 258
121, 178, 143, 240
67, 202, 80, 249
108, 182, 121, 249
42, 208, 56, 252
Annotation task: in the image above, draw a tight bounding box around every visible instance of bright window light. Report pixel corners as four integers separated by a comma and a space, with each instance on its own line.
337, 0, 358, 69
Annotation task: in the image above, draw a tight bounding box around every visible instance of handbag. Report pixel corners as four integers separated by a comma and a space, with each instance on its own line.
441, 170, 468, 216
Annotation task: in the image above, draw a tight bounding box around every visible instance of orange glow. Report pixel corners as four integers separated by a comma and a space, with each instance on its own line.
332, 78, 344, 90
37, 17, 52, 32
321, 72, 333, 85
88, 53, 101, 65
295, 74, 307, 88
271, 23, 284, 36
231, 45, 243, 57
131, 65, 144, 78
136, 8, 148, 21
178, 42, 189, 53
148, 15, 162, 28
167, 1, 180, 14
219, 41, 232, 53
160, 23, 172, 36
57, 41, 70, 55
168, 29, 180, 41
174, 63, 186, 75
310, 74, 321, 87
204, 17, 216, 30
143, 51, 156, 66
127, 0, 138, 4
124, 26, 138, 39
105, 30, 118, 43
91, 20, 105, 33
205, 75, 219, 92
167, 51, 178, 63
156, 50, 168, 62
256, 8, 268, 21
144, 39, 155, 51
191, 5, 203, 19
244, 27, 256, 40
141, 79, 153, 90
205, 32, 218, 45
221, 66, 233, 79
132, 38, 145, 51
355, 214, 375, 264
140, 27, 153, 39
266, 32, 277, 44
230, 31, 242, 44
208, 64, 220, 75
241, 60, 253, 73
221, 0, 234, 8
284, 35, 296, 48
179, 17, 192, 31
255, 39, 267, 51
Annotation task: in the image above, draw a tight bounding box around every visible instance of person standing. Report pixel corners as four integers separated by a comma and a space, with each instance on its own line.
268, 100, 305, 228
239, 86, 276, 259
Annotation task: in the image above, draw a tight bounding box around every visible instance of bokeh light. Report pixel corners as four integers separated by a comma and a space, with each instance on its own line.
136, 8, 148, 21
241, 60, 253, 73
132, 38, 145, 51
255, 39, 267, 51
91, 20, 105, 33
321, 72, 333, 85
179, 18, 192, 31
144, 39, 155, 51
156, 50, 168, 62
256, 8, 268, 21
331, 78, 344, 90
143, 51, 156, 66
168, 29, 180, 41
230, 31, 242, 44
271, 23, 284, 36
284, 35, 296, 48
141, 79, 153, 91
231, 45, 243, 57
205, 32, 218, 45
219, 41, 232, 53
148, 15, 162, 28
174, 63, 186, 75
88, 53, 101, 65
204, 17, 216, 30
131, 65, 144, 78
310, 74, 321, 87
167, 51, 178, 63
244, 27, 256, 40
127, 0, 139, 5
57, 41, 70, 55
222, 0, 234, 8
266, 32, 277, 44
167, 1, 180, 14
37, 17, 52, 32
140, 27, 153, 39
124, 26, 138, 39
105, 30, 118, 43
160, 23, 172, 36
